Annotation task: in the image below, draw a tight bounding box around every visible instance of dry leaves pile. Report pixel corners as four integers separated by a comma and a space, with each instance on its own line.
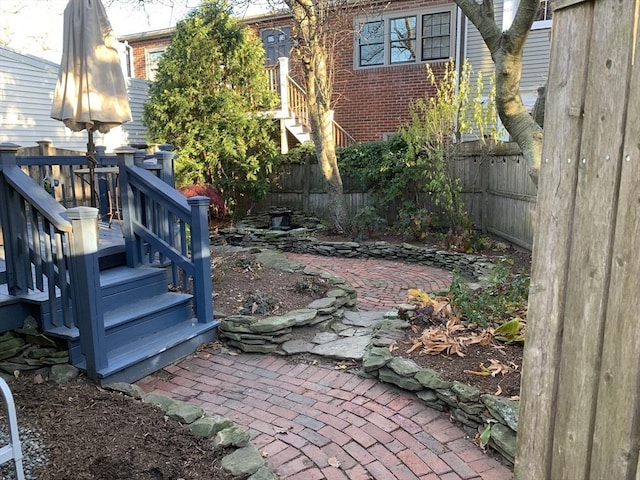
399, 289, 523, 378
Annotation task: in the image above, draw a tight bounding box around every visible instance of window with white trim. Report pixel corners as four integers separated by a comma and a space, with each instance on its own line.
532, 0, 552, 29
146, 48, 165, 80
356, 8, 455, 68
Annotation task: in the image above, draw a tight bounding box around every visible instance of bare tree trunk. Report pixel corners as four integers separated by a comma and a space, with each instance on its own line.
288, 0, 348, 232
456, 0, 543, 185
493, 49, 543, 185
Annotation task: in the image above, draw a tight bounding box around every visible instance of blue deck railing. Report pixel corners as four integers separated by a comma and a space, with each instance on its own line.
0, 142, 213, 379
116, 147, 212, 324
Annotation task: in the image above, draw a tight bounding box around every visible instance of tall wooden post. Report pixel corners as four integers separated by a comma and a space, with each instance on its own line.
515, 1, 640, 479
0, 143, 27, 294
279, 56, 290, 154
67, 206, 106, 380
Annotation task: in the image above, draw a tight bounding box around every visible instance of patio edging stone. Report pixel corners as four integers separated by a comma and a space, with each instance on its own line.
103, 382, 278, 480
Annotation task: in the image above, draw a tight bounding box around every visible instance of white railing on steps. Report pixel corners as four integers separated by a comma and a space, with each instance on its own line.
0, 377, 25, 480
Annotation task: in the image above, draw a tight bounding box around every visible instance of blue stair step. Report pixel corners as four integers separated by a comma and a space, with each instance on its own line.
79, 319, 219, 385
103, 292, 193, 349
100, 266, 168, 311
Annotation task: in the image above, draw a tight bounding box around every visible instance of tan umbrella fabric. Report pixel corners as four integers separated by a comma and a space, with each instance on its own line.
51, 0, 132, 133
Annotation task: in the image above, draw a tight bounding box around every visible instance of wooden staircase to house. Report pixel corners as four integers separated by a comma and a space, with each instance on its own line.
266, 57, 356, 153
0, 144, 217, 385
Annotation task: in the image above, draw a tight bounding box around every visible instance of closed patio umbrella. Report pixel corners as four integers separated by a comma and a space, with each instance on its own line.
51, 0, 132, 207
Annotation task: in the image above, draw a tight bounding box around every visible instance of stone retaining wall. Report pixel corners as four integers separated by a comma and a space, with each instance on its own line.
214, 225, 495, 282
363, 317, 518, 465
213, 225, 517, 465
218, 267, 358, 353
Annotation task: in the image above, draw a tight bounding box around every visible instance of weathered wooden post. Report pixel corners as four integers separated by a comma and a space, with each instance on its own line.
67, 206, 106, 380
515, 1, 640, 478
187, 196, 213, 324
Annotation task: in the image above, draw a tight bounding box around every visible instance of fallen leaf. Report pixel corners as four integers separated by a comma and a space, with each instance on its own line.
494, 385, 503, 396
327, 457, 341, 468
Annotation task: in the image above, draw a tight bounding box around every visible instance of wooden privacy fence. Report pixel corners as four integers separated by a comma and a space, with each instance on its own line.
245, 141, 537, 249
515, 0, 640, 479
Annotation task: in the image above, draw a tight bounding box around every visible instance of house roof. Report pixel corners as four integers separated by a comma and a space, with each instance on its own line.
117, 9, 293, 43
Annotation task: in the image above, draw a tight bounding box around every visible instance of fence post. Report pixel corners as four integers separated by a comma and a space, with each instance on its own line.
480, 154, 489, 234
187, 196, 213, 324
36, 140, 53, 156
67, 206, 106, 380
115, 146, 139, 267
155, 144, 175, 187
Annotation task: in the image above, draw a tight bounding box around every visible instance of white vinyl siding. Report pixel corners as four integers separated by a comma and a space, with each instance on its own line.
0, 46, 149, 152
465, 0, 550, 111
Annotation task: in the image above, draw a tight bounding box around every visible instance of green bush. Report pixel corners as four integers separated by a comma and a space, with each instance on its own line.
448, 261, 530, 328
350, 206, 388, 239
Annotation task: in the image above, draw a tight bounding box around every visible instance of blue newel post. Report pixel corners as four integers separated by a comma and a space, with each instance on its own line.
188, 196, 213, 323
67, 206, 107, 379
155, 144, 175, 188
114, 146, 139, 268
0, 143, 23, 294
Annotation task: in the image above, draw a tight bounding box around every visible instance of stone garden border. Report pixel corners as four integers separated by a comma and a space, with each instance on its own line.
103, 381, 278, 480
210, 228, 519, 466
214, 219, 495, 283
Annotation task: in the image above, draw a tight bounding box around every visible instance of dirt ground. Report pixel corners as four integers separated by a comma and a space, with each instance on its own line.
1, 235, 528, 479
2, 375, 234, 480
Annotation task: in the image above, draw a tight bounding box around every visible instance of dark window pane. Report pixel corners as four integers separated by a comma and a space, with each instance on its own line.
359, 21, 385, 66
360, 21, 384, 43
360, 44, 384, 66
390, 16, 416, 63
422, 12, 451, 60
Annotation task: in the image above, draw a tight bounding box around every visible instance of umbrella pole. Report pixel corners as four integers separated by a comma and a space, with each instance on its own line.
87, 130, 97, 208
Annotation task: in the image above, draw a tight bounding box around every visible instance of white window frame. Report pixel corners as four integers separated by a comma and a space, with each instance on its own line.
531, 0, 552, 30
145, 48, 166, 81
354, 5, 457, 70
504, 0, 553, 31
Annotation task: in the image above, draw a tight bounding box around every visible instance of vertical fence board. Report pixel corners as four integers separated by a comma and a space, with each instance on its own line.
514, 3, 593, 479
550, 1, 635, 477
589, 21, 640, 479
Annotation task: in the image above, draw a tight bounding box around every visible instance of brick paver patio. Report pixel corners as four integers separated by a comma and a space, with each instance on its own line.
138, 254, 513, 480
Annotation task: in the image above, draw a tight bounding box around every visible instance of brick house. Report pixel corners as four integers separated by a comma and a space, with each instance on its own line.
119, 0, 551, 145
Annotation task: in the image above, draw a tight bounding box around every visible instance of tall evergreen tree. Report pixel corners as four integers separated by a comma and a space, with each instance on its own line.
143, 0, 279, 207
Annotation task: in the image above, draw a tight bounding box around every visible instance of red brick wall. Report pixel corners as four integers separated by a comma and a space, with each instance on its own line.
127, 35, 173, 80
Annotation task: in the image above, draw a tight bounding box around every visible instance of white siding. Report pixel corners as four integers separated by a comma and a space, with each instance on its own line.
464, 4, 551, 110
520, 27, 551, 107
0, 46, 149, 152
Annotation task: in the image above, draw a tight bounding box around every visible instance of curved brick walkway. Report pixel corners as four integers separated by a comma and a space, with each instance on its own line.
285, 253, 453, 311
137, 255, 513, 480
